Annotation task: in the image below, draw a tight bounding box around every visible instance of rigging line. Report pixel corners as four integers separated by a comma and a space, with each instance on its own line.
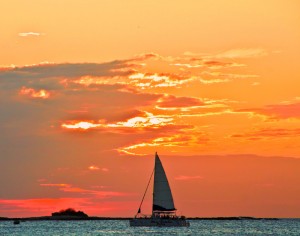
136, 166, 155, 215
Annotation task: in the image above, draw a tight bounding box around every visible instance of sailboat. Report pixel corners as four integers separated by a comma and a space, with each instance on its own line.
130, 152, 190, 227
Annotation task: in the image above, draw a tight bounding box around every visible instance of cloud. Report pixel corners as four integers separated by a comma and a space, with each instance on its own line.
156, 95, 205, 110
19, 86, 51, 99
202, 71, 259, 79
18, 32, 45, 37
184, 48, 268, 59
214, 48, 268, 59
106, 112, 174, 128
118, 131, 208, 156
171, 63, 202, 68
231, 128, 300, 140
199, 71, 259, 85
88, 165, 100, 170
160, 98, 234, 116
131, 52, 161, 61
128, 72, 194, 89
199, 78, 231, 84
61, 111, 174, 132
238, 102, 300, 119
62, 121, 102, 130
0, 51, 260, 94
252, 82, 261, 86
3, 76, 162, 129
88, 166, 109, 172
171, 58, 245, 70
39, 183, 69, 187
0, 61, 132, 82
203, 60, 245, 69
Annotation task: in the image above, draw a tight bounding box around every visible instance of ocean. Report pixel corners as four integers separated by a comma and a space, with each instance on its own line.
1, 219, 300, 235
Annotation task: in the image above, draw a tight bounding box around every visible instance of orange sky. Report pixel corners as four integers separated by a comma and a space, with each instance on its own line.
0, 0, 300, 218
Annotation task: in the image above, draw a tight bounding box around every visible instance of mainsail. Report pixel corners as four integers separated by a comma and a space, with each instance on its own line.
152, 152, 176, 212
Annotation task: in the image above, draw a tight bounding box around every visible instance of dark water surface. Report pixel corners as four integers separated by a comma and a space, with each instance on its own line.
1, 219, 299, 235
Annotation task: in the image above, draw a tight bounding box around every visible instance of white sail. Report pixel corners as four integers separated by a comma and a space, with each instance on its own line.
152, 153, 176, 212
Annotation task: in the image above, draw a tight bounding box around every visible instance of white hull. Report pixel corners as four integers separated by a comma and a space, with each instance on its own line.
130, 217, 190, 227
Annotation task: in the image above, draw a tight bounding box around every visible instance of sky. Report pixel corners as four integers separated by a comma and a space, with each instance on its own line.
0, 0, 300, 218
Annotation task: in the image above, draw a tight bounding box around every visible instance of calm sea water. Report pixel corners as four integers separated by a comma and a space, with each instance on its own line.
1, 219, 300, 235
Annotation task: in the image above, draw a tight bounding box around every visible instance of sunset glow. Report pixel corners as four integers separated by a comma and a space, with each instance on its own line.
19, 86, 50, 99
1, 0, 300, 219
61, 121, 101, 130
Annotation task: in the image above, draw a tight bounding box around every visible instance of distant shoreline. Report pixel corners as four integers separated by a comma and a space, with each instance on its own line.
0, 216, 287, 221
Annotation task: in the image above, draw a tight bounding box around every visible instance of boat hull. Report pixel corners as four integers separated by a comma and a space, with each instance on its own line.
130, 217, 190, 227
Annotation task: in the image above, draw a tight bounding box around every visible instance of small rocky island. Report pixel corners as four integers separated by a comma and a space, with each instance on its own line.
51, 208, 88, 219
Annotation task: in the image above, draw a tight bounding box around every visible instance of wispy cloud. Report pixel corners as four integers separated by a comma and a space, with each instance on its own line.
61, 111, 175, 132
118, 131, 208, 156
184, 48, 268, 59
62, 121, 102, 130
18, 32, 45, 37
88, 166, 109, 172
157, 95, 205, 109
231, 128, 300, 140
214, 48, 268, 59
128, 72, 194, 89
19, 86, 51, 99
238, 102, 300, 120
172, 60, 245, 70
199, 78, 231, 84
0, 61, 132, 82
